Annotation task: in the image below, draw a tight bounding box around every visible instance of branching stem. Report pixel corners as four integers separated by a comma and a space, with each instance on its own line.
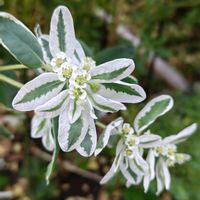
0, 74, 23, 88
0, 64, 27, 72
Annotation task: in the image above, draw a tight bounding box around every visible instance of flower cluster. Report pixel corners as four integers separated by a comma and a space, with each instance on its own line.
96, 95, 197, 195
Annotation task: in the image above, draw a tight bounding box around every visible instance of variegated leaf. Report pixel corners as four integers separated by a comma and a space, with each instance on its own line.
68, 99, 82, 123
88, 92, 126, 113
95, 117, 123, 156
156, 157, 171, 195
35, 90, 68, 118
134, 95, 174, 134
163, 123, 197, 145
121, 75, 138, 84
76, 116, 97, 157
12, 73, 65, 111
31, 115, 49, 138
0, 12, 44, 68
34, 24, 53, 63
72, 40, 85, 64
58, 111, 88, 152
139, 134, 161, 148
49, 6, 76, 57
100, 141, 123, 184
90, 58, 134, 83
97, 81, 146, 103
42, 129, 55, 152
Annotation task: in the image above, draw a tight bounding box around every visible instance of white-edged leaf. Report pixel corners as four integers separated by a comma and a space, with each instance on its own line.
120, 158, 136, 185
88, 91, 126, 113
90, 58, 134, 83
35, 90, 68, 118
127, 160, 143, 186
134, 149, 149, 174
31, 115, 49, 138
76, 116, 97, 157
58, 110, 88, 152
139, 134, 161, 148
134, 95, 174, 134
49, 6, 76, 57
163, 123, 197, 144
95, 117, 123, 156
42, 129, 55, 152
143, 149, 155, 193
34, 24, 53, 64
97, 81, 146, 103
0, 12, 44, 68
156, 157, 170, 195
147, 149, 155, 180
100, 147, 123, 184
161, 158, 171, 190
156, 159, 164, 195
72, 40, 85, 64
12, 73, 65, 111
121, 75, 138, 84
68, 99, 82, 123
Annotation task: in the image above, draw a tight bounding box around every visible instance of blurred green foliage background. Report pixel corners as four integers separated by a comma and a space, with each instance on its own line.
0, 0, 200, 200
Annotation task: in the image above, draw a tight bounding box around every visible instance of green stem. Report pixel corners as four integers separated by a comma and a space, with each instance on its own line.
0, 64, 27, 72
46, 117, 59, 185
0, 74, 23, 88
0, 64, 52, 72
96, 121, 106, 129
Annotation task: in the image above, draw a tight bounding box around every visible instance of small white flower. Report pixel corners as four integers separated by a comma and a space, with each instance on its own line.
57, 60, 77, 82
121, 123, 134, 136
69, 85, 87, 101
125, 134, 140, 150
81, 57, 96, 71
69, 69, 91, 88
50, 52, 66, 72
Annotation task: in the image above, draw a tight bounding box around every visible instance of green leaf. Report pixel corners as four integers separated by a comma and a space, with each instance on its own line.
0, 71, 18, 107
92, 66, 129, 81
0, 124, 13, 138
134, 95, 174, 134
77, 117, 96, 157
68, 117, 83, 149
0, 12, 44, 68
46, 117, 59, 185
102, 82, 142, 97
57, 10, 66, 52
121, 75, 138, 84
94, 44, 135, 65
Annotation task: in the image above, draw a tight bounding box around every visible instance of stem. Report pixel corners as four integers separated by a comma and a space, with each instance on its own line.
0, 64, 27, 72
0, 74, 23, 88
96, 121, 106, 129
31, 147, 102, 182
